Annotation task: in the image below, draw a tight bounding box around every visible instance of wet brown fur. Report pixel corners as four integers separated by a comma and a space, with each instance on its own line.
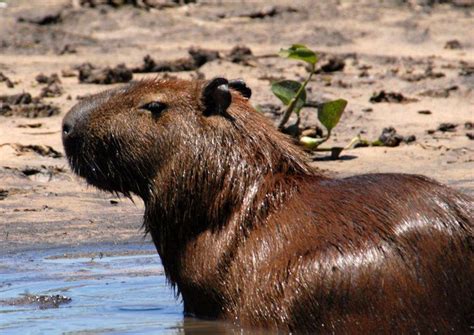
63, 78, 473, 333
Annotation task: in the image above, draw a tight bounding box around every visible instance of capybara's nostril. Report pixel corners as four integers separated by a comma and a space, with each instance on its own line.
62, 122, 72, 137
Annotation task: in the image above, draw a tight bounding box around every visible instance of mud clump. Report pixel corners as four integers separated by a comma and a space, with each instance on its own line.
78, 63, 133, 84
17, 123, 43, 128
0, 165, 66, 180
437, 123, 457, 132
227, 45, 254, 65
0, 165, 66, 182
419, 85, 458, 98
134, 47, 220, 73
135, 55, 196, 73
222, 5, 297, 19
404, 0, 474, 8
0, 93, 32, 105
0, 93, 60, 118
40, 82, 64, 98
35, 73, 61, 85
459, 61, 474, 76
10, 144, 63, 158
20, 165, 66, 178
36, 73, 64, 97
370, 90, 417, 103
0, 189, 8, 200
418, 110, 432, 115
18, 12, 62, 25
77, 0, 196, 9
378, 127, 416, 147
319, 56, 345, 73
0, 72, 14, 88
401, 66, 445, 82
0, 103, 60, 118
444, 39, 462, 49
1, 294, 71, 309
188, 47, 220, 67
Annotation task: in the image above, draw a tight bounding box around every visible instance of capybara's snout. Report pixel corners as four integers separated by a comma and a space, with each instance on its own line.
62, 105, 83, 143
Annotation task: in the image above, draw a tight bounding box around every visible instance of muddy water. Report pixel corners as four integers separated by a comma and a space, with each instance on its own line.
0, 243, 249, 335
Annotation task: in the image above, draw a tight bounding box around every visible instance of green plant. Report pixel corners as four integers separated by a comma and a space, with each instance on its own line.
271, 44, 348, 157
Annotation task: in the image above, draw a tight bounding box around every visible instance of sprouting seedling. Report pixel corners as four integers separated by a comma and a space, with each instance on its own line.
271, 44, 348, 157
272, 44, 317, 130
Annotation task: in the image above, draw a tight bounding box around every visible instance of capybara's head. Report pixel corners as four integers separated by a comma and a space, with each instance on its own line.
62, 78, 309, 199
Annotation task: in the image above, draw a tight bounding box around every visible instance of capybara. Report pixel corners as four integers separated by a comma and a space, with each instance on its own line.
62, 77, 473, 333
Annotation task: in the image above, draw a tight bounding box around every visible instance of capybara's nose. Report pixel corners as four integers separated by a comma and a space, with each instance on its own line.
62, 112, 76, 142
62, 105, 86, 142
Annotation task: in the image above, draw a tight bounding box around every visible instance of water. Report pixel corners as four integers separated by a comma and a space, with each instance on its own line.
0, 243, 246, 335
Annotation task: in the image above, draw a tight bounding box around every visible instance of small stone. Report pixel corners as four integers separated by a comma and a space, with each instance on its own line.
437, 123, 457, 132
403, 135, 416, 143
444, 40, 462, 50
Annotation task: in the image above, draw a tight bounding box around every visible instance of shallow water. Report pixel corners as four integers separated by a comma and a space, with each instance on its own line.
0, 243, 249, 335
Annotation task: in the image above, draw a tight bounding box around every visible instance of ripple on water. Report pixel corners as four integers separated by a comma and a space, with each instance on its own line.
0, 243, 183, 334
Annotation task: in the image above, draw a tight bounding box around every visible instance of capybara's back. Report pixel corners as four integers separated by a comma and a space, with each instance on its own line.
62, 77, 473, 333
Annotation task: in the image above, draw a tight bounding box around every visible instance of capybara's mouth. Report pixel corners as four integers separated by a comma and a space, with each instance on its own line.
62, 131, 119, 193
62, 130, 146, 197
62, 134, 85, 176
63, 138, 105, 189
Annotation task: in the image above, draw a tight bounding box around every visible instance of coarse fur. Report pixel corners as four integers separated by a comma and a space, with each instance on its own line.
62, 78, 473, 333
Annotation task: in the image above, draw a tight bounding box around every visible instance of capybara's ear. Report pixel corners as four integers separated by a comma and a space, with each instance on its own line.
202, 77, 231, 116
229, 79, 252, 99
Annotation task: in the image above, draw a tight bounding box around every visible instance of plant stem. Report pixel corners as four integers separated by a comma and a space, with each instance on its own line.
303, 101, 321, 109
277, 64, 315, 130
317, 129, 331, 147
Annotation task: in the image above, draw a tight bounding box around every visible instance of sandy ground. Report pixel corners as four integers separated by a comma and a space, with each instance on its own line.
0, 0, 473, 252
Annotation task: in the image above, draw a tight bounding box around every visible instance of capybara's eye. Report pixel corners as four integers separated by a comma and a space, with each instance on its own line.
140, 101, 167, 115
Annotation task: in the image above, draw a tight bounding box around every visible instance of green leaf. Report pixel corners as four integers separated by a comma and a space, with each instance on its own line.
278, 44, 318, 65
317, 99, 348, 132
271, 80, 306, 115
